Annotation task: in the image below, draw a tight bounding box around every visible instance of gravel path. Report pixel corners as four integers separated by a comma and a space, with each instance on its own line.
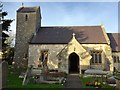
64, 74, 83, 89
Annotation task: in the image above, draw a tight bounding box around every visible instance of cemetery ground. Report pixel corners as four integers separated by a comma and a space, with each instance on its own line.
6, 65, 117, 89
80, 76, 116, 89
7, 65, 63, 89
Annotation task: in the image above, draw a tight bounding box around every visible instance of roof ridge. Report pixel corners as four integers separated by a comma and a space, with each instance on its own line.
17, 6, 40, 12
41, 25, 101, 28
107, 32, 120, 34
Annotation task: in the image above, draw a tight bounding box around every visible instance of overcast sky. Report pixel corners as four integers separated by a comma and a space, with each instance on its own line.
3, 2, 118, 34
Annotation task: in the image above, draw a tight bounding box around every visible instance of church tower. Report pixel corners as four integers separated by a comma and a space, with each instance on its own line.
14, 6, 41, 70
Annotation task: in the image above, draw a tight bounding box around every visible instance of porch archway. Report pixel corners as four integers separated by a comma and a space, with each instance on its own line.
69, 53, 79, 74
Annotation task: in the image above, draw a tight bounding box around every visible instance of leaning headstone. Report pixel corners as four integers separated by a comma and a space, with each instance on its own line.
0, 61, 8, 89
22, 65, 33, 85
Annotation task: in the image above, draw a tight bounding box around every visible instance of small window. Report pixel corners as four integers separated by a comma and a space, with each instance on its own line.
25, 14, 28, 21
95, 54, 98, 63
99, 53, 102, 63
118, 60, 120, 63
91, 53, 94, 63
25, 53, 27, 58
113, 56, 116, 63
117, 56, 120, 63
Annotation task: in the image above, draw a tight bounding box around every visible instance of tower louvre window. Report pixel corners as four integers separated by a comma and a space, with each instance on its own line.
25, 14, 28, 21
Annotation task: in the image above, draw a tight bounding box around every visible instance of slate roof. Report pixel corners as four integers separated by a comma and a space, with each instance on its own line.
17, 7, 38, 12
107, 33, 120, 52
30, 26, 107, 44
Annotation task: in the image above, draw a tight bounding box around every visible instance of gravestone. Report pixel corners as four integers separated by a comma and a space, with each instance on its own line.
0, 61, 2, 90
115, 76, 120, 90
0, 61, 8, 89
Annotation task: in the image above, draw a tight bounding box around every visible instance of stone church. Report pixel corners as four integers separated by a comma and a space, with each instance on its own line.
14, 6, 120, 74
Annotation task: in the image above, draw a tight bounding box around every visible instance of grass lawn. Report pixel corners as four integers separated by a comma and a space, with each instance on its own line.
7, 66, 64, 89
80, 76, 116, 89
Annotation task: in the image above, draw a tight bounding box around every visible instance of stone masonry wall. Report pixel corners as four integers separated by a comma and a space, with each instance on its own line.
28, 44, 66, 69
28, 43, 113, 73
112, 52, 120, 70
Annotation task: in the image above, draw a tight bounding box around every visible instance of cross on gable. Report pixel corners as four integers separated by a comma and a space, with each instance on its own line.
72, 33, 76, 38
